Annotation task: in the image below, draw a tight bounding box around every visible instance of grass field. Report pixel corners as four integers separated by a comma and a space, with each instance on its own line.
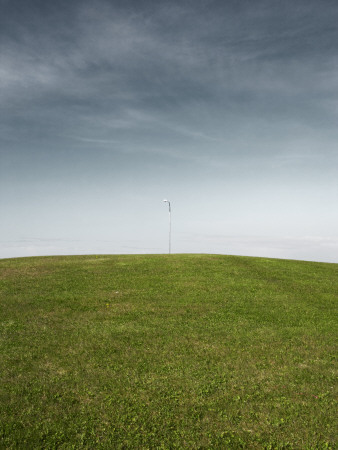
0, 254, 337, 448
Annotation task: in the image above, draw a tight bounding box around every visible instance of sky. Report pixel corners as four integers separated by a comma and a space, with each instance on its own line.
1, 0, 338, 263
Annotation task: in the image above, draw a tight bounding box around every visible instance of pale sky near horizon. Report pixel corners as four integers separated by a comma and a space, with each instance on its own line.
1, 0, 338, 263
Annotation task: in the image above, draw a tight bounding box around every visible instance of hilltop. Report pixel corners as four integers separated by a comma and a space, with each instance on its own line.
1, 254, 337, 448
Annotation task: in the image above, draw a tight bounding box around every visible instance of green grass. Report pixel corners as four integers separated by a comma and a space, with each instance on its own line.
0, 254, 337, 448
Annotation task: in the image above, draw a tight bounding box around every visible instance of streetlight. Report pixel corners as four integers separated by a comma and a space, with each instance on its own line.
163, 199, 171, 254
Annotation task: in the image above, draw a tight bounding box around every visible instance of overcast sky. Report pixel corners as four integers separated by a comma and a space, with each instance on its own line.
1, 0, 338, 262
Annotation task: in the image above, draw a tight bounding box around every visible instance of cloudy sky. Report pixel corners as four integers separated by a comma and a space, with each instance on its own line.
1, 0, 337, 262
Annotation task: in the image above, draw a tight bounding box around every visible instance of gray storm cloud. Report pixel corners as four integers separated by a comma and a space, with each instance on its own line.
1, 0, 337, 261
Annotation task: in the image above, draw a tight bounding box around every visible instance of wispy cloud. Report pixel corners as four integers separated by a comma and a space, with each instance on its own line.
1, 0, 337, 262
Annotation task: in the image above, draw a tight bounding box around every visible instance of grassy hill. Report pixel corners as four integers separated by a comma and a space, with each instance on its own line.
0, 254, 337, 448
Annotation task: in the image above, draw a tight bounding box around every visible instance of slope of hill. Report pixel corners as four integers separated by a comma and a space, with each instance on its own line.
1, 254, 337, 448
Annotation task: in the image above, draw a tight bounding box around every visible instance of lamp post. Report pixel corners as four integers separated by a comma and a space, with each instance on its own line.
163, 199, 171, 254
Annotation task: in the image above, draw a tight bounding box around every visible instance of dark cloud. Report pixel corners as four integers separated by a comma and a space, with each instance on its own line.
1, 0, 337, 261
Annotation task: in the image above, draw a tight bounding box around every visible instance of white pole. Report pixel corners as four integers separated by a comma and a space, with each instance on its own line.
168, 201, 171, 254
163, 199, 171, 254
